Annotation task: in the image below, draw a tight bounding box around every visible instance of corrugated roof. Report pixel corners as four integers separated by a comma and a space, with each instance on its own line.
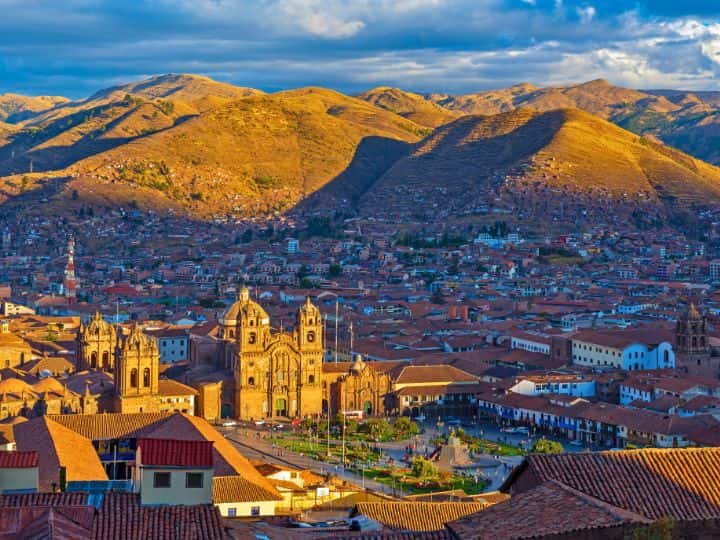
0, 450, 38, 469
138, 438, 213, 468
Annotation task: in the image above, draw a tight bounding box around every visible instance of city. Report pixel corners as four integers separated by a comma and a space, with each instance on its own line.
2, 1, 720, 539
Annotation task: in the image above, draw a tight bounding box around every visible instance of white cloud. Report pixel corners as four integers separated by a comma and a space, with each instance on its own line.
577, 6, 596, 24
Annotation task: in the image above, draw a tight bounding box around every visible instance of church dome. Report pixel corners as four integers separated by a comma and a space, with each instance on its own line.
220, 287, 269, 326
350, 354, 366, 374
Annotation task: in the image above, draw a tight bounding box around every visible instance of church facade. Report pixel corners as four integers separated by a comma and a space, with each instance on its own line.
220, 288, 325, 420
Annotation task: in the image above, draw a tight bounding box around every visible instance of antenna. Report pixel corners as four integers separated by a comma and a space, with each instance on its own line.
349, 320, 354, 356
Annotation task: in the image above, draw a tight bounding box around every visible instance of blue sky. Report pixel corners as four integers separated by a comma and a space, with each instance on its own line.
1, 0, 719, 98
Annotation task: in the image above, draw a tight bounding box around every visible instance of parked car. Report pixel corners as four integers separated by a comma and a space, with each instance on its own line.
221, 420, 238, 427
254, 419, 266, 426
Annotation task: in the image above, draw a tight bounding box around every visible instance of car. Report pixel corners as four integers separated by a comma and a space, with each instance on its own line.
447, 418, 462, 426
515, 427, 529, 435
500, 427, 516, 433
271, 423, 285, 431
569, 440, 584, 447
415, 415, 427, 422
254, 419, 266, 426
221, 420, 238, 427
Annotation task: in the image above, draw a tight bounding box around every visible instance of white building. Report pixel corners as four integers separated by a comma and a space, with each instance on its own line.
510, 374, 596, 398
509, 331, 551, 355
571, 329, 675, 370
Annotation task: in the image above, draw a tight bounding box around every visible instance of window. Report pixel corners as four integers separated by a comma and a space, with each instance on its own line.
248, 332, 257, 344
251, 506, 261, 516
186, 472, 203, 488
308, 375, 315, 384
130, 368, 138, 388
153, 472, 171, 488
307, 331, 315, 342
248, 377, 255, 386
143, 368, 151, 387
228, 508, 237, 517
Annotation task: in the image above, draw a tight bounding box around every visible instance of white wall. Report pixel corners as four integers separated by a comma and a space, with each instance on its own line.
0, 467, 38, 492
140, 468, 212, 506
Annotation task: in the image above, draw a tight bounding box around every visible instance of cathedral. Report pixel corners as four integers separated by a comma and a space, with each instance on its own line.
219, 288, 324, 420
75, 314, 196, 415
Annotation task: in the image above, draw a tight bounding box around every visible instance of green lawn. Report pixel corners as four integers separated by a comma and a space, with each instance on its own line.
356, 466, 487, 495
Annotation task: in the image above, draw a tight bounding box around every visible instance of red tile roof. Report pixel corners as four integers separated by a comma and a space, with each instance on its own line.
138, 438, 213, 468
507, 447, 720, 521
447, 480, 651, 539
93, 493, 226, 540
0, 450, 38, 468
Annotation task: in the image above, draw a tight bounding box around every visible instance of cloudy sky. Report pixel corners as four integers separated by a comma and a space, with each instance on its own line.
1, 0, 719, 98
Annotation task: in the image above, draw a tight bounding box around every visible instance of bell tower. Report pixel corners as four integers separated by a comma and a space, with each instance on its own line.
676, 303, 718, 378
77, 312, 116, 371
297, 296, 323, 354
113, 325, 160, 413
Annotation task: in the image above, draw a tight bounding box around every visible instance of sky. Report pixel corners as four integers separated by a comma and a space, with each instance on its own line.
1, 0, 719, 98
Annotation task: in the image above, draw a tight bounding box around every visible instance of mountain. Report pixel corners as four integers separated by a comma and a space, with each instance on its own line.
0, 74, 264, 176
357, 87, 459, 128
426, 79, 720, 166
356, 107, 720, 227
0, 93, 69, 123
0, 85, 425, 217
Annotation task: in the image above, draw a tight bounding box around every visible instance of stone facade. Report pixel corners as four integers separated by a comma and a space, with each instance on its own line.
220, 289, 324, 420
675, 303, 720, 378
326, 356, 391, 417
76, 312, 116, 371
113, 325, 161, 413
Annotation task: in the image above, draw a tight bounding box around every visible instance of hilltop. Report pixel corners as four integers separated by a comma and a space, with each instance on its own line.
356, 107, 720, 227
357, 86, 460, 128
2, 74, 720, 231
0, 84, 425, 218
0, 93, 69, 123
426, 79, 720, 166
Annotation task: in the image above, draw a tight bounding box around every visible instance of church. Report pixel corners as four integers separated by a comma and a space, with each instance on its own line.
219, 288, 324, 420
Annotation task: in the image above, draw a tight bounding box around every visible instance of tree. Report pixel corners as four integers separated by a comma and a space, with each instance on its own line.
328, 264, 343, 278
393, 417, 419, 438
530, 438, 564, 454
362, 418, 392, 440
411, 456, 437, 479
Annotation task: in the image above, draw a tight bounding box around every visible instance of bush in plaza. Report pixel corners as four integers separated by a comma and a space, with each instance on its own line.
394, 417, 419, 438
411, 456, 438, 479
531, 437, 564, 454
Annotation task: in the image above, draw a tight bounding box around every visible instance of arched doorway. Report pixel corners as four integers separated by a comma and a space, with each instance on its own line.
322, 399, 329, 415
275, 398, 287, 417
102, 351, 110, 370
363, 400, 372, 416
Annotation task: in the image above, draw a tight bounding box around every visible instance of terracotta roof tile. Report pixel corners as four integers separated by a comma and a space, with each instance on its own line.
515, 447, 720, 520
447, 480, 651, 539
0, 450, 38, 468
48, 412, 172, 441
138, 438, 213, 468
93, 492, 227, 540
354, 502, 487, 531
14, 417, 107, 491
213, 475, 283, 503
